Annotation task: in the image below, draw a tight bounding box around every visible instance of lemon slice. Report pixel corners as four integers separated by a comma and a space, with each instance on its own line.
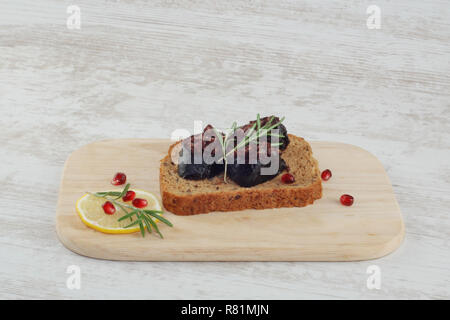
76, 189, 162, 234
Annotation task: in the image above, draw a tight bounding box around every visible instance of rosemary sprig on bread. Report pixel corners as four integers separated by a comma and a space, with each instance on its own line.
214, 114, 286, 183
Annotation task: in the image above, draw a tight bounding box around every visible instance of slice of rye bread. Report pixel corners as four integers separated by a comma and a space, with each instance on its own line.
159, 134, 322, 215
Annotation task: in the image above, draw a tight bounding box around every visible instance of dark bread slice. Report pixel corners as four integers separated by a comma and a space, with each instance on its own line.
159, 134, 322, 215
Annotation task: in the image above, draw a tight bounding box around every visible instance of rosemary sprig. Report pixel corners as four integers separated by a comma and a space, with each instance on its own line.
215, 114, 285, 183
213, 122, 237, 183
89, 183, 173, 238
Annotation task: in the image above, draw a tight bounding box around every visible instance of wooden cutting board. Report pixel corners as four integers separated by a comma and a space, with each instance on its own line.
56, 139, 404, 261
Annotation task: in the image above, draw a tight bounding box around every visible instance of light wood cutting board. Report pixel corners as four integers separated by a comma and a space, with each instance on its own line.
56, 139, 404, 261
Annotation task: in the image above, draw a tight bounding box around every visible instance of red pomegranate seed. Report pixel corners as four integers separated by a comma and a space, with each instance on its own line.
321, 169, 332, 181
340, 194, 354, 206
132, 198, 148, 209
102, 201, 116, 215
281, 173, 295, 184
111, 172, 126, 186
122, 190, 136, 202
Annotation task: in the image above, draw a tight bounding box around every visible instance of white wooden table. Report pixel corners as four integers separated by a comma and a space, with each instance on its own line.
0, 0, 449, 299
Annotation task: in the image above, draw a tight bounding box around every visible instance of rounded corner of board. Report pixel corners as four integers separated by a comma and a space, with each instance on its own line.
359, 224, 405, 261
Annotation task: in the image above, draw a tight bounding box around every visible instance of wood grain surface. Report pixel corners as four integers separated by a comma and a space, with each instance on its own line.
0, 0, 449, 299
56, 139, 404, 261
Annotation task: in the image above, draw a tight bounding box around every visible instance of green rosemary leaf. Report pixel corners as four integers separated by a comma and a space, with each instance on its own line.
142, 209, 164, 214
144, 210, 173, 227
266, 133, 285, 138
139, 220, 145, 237
244, 122, 257, 141
146, 216, 163, 238
142, 215, 153, 234
115, 183, 130, 199
263, 117, 285, 133
229, 122, 258, 154
230, 131, 257, 156
113, 201, 133, 221
95, 191, 121, 197
114, 201, 128, 212
124, 219, 141, 228
117, 210, 138, 222
103, 191, 122, 197
256, 113, 261, 131
263, 115, 275, 129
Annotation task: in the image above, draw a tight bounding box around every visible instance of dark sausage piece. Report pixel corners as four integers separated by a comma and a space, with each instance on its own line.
227, 140, 287, 187
178, 125, 224, 180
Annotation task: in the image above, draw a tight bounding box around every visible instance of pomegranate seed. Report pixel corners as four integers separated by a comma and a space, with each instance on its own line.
132, 198, 148, 209
340, 194, 354, 206
281, 173, 295, 184
321, 169, 332, 181
111, 172, 126, 186
102, 201, 116, 215
122, 190, 136, 202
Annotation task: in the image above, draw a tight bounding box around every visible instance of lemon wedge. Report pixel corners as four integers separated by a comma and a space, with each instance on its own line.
76, 189, 162, 234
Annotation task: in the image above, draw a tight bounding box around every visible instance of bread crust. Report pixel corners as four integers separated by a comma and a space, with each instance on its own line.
160, 134, 322, 215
